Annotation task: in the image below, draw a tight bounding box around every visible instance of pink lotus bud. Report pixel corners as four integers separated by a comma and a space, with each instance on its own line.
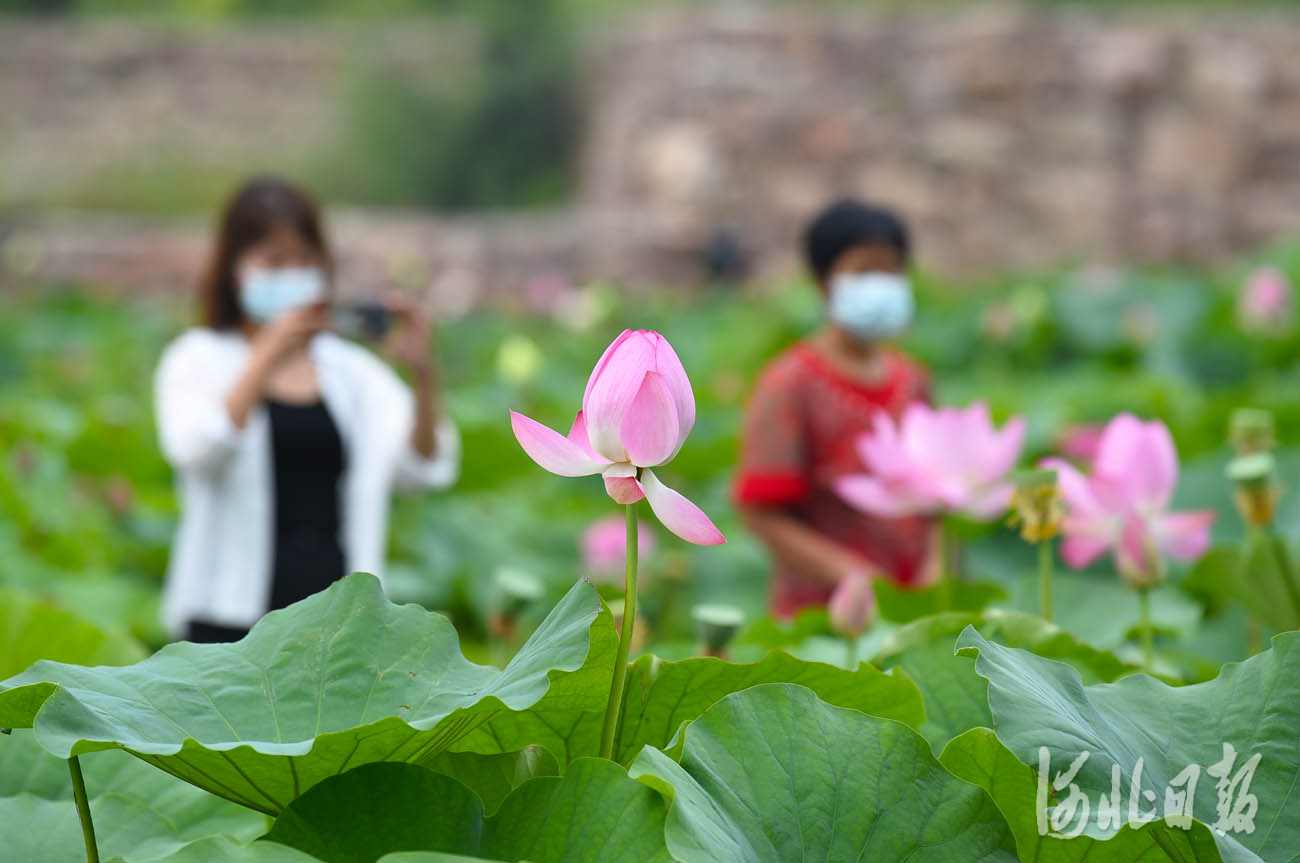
1239, 267, 1293, 331
510, 330, 725, 546
581, 514, 656, 583
828, 573, 876, 638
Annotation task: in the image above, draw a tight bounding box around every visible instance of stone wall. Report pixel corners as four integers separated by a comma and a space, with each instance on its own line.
0, 20, 471, 207
582, 4, 1300, 277
6, 6, 1300, 303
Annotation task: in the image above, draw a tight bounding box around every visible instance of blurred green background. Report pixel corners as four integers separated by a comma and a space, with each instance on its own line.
4, 243, 1299, 670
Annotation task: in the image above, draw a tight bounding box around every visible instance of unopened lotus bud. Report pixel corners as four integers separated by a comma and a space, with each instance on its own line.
828, 573, 876, 639
1227, 452, 1279, 527
1229, 409, 1275, 455
693, 603, 744, 657
1008, 468, 1063, 543
494, 568, 544, 621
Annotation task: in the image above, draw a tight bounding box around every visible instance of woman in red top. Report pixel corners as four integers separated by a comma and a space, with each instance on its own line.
734, 200, 940, 617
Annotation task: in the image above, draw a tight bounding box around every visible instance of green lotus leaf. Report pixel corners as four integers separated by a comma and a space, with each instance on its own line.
0, 729, 265, 862
878, 607, 1137, 681
870, 608, 1135, 751
873, 578, 1007, 623
0, 573, 610, 815
957, 628, 1300, 862
456, 649, 925, 765
265, 758, 670, 863
940, 727, 1229, 862
0, 586, 147, 679
107, 837, 496, 863
1001, 572, 1202, 651
105, 836, 322, 862
420, 746, 559, 815
628, 683, 1017, 862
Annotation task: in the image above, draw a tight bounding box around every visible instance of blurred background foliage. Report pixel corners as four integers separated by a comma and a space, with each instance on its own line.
3, 241, 1298, 670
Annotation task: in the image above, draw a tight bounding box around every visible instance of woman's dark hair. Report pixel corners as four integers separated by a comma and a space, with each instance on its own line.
199, 177, 331, 330
803, 199, 911, 283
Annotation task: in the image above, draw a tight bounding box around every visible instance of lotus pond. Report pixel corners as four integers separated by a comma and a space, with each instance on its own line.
2, 253, 1300, 862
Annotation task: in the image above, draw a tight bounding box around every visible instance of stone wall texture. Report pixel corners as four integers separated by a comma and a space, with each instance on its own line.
581, 4, 1300, 278
5, 5, 1300, 303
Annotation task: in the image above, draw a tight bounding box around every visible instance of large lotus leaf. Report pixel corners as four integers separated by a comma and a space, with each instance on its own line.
421, 746, 559, 814
110, 837, 494, 863
0, 729, 265, 862
870, 608, 1134, 750
0, 586, 147, 678
940, 728, 1231, 862
1189, 533, 1300, 634
0, 573, 610, 815
1000, 571, 1201, 651
736, 606, 832, 650
875, 608, 1135, 683
455, 650, 925, 765
265, 758, 671, 863
874, 577, 1007, 623
957, 628, 1300, 862
628, 683, 1017, 862
105, 836, 322, 862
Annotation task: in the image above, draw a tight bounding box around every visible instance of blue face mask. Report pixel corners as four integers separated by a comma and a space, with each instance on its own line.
238, 266, 325, 323
827, 271, 914, 341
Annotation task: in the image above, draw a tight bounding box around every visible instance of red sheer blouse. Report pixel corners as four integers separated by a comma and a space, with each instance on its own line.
733, 341, 932, 617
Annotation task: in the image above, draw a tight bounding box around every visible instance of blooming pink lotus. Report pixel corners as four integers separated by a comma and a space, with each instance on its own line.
582, 514, 656, 582
1057, 423, 1106, 467
511, 329, 725, 546
1043, 414, 1215, 588
828, 573, 876, 639
836, 402, 1026, 521
1239, 267, 1293, 331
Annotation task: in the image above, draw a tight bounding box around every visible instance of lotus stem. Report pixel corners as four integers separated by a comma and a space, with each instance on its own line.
68, 756, 99, 863
1039, 540, 1054, 622
1138, 587, 1153, 675
845, 636, 859, 670
599, 501, 639, 760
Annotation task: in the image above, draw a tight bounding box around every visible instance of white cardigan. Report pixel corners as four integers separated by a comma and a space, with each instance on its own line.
154, 328, 460, 637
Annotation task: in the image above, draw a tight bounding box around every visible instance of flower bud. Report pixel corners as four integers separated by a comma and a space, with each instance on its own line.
1227, 452, 1279, 528
693, 603, 745, 658
828, 573, 876, 639
1229, 408, 1275, 455
493, 567, 544, 622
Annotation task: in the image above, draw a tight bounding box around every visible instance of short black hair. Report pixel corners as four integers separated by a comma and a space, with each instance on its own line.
803, 199, 910, 282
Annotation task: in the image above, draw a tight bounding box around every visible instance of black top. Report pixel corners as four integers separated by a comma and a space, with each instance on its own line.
265, 399, 346, 611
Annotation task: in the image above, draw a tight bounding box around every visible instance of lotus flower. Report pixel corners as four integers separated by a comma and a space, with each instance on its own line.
1042, 414, 1215, 588
510, 329, 725, 546
582, 514, 656, 582
1057, 423, 1106, 467
828, 573, 876, 639
835, 402, 1026, 521
1239, 267, 1292, 331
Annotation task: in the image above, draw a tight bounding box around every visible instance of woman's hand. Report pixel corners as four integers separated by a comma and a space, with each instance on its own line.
381, 292, 435, 378
381, 292, 441, 458
226, 302, 328, 429
249, 301, 330, 369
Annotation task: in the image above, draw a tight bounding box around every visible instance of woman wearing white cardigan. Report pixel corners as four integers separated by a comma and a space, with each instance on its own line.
155, 178, 459, 642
